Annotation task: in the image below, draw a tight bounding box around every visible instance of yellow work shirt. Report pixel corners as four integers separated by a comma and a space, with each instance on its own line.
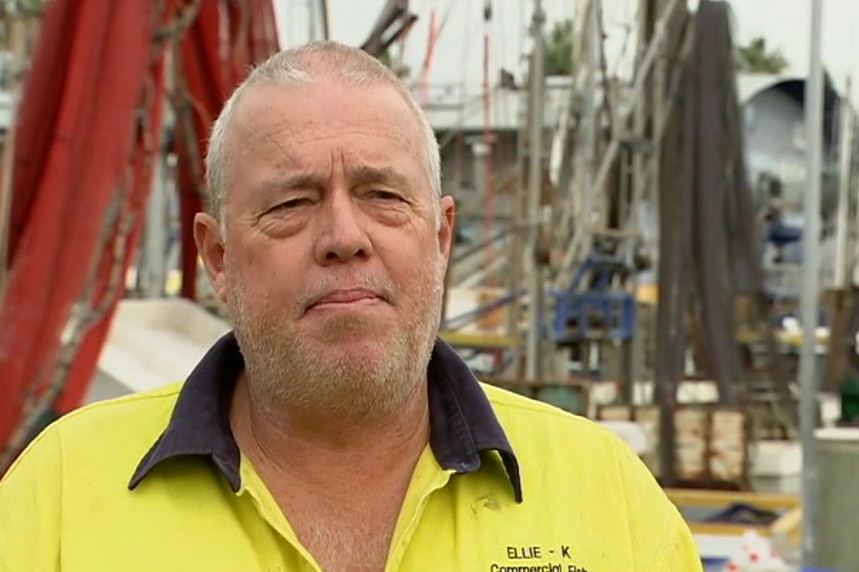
0, 333, 701, 572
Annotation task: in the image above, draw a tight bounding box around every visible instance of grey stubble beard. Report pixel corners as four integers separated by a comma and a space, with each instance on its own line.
226, 255, 446, 423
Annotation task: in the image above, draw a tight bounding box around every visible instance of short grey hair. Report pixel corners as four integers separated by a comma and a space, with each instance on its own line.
205, 41, 442, 225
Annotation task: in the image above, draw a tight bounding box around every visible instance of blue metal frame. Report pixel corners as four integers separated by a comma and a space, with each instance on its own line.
548, 253, 637, 342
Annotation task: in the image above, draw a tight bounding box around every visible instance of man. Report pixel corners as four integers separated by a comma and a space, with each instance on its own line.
0, 42, 702, 571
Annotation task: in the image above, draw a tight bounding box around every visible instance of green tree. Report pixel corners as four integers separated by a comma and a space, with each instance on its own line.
545, 19, 573, 76
2, 0, 47, 17
736, 36, 788, 74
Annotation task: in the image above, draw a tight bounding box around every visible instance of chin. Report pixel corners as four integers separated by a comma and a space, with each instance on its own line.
303, 339, 416, 414
305, 311, 393, 341
318, 334, 393, 366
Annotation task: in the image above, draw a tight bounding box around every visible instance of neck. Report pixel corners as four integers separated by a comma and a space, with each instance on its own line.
230, 372, 430, 481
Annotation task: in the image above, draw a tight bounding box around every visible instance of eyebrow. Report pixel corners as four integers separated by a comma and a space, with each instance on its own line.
346, 165, 412, 190
255, 172, 327, 194
256, 166, 413, 195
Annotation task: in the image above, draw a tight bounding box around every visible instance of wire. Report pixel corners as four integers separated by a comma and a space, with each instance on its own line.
482, 0, 496, 282
458, 0, 472, 98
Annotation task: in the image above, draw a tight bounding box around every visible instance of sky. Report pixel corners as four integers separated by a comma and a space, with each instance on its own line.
274, 0, 859, 101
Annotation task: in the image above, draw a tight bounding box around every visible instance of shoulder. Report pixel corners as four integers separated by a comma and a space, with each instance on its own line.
481, 382, 665, 507
481, 382, 622, 447
49, 382, 182, 434
0, 385, 184, 572
45, 382, 180, 446
482, 384, 700, 569
1, 382, 182, 484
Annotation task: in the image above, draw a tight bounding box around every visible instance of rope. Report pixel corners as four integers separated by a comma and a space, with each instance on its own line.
0, 0, 190, 471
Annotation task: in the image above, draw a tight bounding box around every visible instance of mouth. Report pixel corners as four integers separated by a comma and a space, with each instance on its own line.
306, 288, 386, 312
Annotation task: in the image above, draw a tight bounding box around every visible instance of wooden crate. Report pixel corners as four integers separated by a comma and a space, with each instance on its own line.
597, 404, 749, 488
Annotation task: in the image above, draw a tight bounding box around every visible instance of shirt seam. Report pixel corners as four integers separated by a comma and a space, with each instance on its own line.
488, 398, 603, 429
55, 387, 181, 423
650, 517, 682, 570
0, 417, 63, 478
611, 436, 675, 570
610, 436, 638, 567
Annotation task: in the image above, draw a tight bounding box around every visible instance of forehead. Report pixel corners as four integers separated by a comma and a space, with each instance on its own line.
227, 79, 424, 170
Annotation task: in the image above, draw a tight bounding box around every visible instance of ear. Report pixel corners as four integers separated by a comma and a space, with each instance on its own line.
193, 212, 227, 302
437, 195, 456, 262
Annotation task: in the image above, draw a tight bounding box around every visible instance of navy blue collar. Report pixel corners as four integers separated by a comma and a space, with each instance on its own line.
129, 332, 522, 502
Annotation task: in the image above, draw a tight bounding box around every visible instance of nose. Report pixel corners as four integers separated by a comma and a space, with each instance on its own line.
313, 190, 372, 265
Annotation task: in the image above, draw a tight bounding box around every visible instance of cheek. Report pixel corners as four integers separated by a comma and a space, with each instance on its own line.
389, 247, 445, 294
379, 236, 427, 275
226, 243, 301, 298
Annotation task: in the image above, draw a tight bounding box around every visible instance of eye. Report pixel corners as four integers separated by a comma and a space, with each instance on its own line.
270, 198, 311, 212
368, 190, 403, 201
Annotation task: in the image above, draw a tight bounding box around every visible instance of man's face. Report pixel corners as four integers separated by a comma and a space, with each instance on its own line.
195, 79, 455, 417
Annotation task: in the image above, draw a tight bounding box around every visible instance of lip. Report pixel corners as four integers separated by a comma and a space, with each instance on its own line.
307, 288, 384, 311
